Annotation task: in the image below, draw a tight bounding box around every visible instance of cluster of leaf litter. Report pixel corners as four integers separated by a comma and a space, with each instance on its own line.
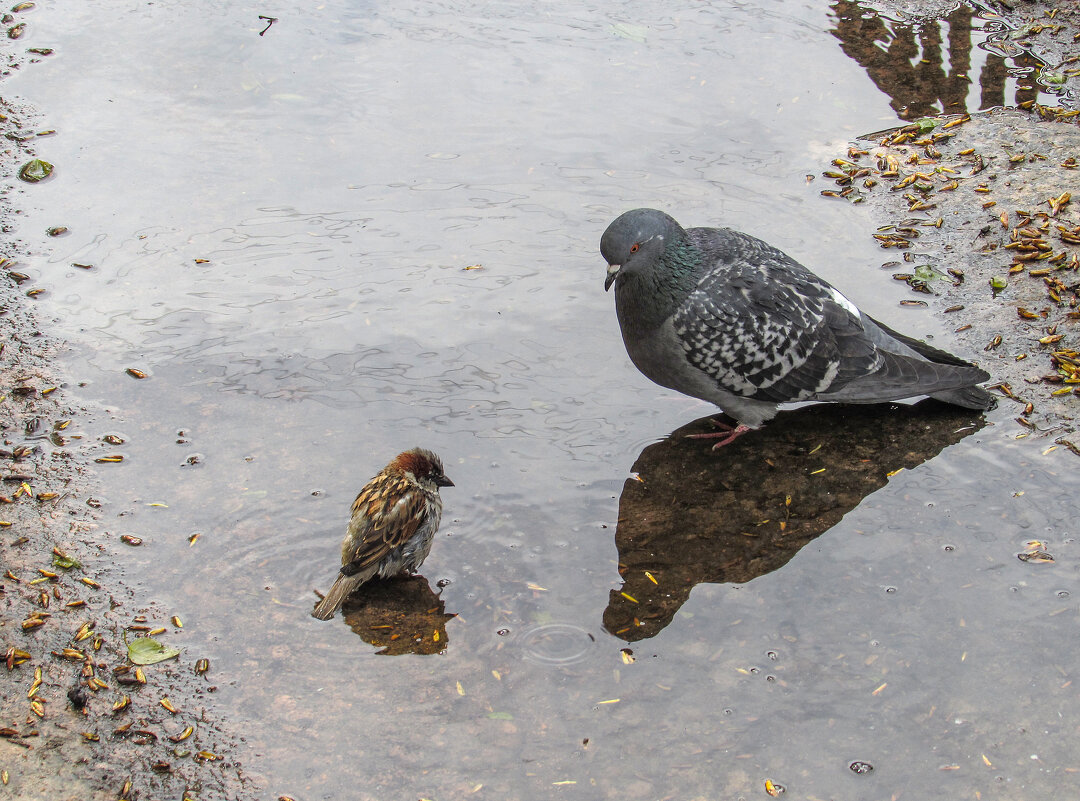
817, 104, 1080, 443
0, 288, 252, 799
0, 85, 245, 801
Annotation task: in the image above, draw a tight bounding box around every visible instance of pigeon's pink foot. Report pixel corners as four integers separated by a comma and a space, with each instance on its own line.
685, 420, 752, 449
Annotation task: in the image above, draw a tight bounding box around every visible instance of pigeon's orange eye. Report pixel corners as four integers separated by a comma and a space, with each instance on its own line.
630, 243, 639, 253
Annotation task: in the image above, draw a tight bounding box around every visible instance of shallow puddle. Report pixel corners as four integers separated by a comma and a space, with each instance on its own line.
7, 0, 1079, 797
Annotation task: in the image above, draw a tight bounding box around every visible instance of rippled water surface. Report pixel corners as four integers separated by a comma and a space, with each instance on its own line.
9, 0, 1080, 797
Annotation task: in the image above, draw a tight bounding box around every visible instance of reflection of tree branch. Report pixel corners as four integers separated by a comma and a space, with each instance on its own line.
980, 51, 1041, 110
830, 1, 975, 119
341, 575, 455, 655
604, 401, 984, 642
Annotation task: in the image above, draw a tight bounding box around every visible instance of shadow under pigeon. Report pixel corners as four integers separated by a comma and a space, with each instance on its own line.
604, 401, 986, 642
340, 575, 455, 655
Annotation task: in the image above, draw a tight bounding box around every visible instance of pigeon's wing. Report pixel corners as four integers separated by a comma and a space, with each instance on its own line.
340, 476, 426, 576
814, 313, 993, 404
868, 314, 987, 370
676, 226, 993, 405
673, 259, 883, 404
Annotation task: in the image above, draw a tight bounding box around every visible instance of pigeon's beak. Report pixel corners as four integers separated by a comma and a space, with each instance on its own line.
604, 263, 621, 292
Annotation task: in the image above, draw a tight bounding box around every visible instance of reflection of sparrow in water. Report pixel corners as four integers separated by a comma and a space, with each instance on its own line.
312, 448, 453, 620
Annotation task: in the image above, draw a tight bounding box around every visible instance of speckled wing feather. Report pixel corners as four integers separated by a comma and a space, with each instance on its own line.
672, 228, 880, 404
340, 474, 426, 576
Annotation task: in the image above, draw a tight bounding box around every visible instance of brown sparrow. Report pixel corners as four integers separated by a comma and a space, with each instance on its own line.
312, 448, 454, 620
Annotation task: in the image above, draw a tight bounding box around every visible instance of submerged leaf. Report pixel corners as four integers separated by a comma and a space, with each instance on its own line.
913, 264, 947, 281
127, 637, 180, 665
19, 158, 53, 183
610, 22, 647, 42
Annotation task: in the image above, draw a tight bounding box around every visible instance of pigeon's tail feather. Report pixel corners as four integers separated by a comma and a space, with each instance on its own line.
312, 565, 377, 620
817, 351, 992, 405
930, 384, 997, 411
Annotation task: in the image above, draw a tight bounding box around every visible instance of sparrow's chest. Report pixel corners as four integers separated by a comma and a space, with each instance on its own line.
397, 495, 443, 562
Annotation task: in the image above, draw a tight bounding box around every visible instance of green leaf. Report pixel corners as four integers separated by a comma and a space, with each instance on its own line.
128, 637, 180, 665
18, 158, 53, 183
610, 22, 647, 43
487, 711, 514, 720
914, 117, 938, 133
914, 264, 947, 281
52, 553, 82, 570
990, 276, 1008, 291
1041, 70, 1066, 86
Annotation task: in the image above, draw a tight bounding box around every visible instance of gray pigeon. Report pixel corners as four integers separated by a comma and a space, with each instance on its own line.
600, 208, 994, 447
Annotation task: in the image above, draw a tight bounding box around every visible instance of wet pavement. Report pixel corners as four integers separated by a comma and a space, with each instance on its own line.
3, 0, 1080, 798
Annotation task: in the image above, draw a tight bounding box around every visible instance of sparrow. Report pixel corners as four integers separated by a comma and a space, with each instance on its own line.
312, 448, 454, 620
601, 208, 993, 447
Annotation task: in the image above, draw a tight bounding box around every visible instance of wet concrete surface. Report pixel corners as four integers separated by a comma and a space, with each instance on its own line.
844, 106, 1080, 436
1, 0, 1080, 799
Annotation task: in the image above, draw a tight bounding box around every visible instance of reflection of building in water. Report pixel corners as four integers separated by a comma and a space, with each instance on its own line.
604, 401, 984, 642
830, 1, 1043, 119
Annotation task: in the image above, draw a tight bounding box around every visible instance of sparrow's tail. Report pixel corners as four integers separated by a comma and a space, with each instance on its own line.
312, 567, 375, 620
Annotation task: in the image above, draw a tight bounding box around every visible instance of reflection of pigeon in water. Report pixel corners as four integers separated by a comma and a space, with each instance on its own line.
604, 402, 985, 641
312, 448, 453, 620
601, 208, 994, 447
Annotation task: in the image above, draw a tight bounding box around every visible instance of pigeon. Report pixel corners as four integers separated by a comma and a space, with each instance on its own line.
600, 208, 994, 447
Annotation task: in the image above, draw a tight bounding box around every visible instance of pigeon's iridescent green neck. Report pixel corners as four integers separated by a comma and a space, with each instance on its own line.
659, 234, 702, 293
616, 229, 701, 333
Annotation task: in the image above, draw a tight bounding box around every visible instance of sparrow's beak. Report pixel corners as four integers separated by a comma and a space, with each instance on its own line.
604, 263, 621, 292
436, 475, 455, 488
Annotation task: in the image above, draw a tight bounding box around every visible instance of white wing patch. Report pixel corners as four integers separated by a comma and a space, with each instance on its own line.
830, 288, 860, 319
812, 360, 840, 394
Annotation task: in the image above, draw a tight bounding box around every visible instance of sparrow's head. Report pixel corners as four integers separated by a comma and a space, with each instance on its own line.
391, 448, 454, 490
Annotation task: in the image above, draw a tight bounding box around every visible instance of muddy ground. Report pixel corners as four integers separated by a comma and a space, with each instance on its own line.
0, 12, 246, 801
1, 0, 1078, 799
820, 0, 1080, 442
